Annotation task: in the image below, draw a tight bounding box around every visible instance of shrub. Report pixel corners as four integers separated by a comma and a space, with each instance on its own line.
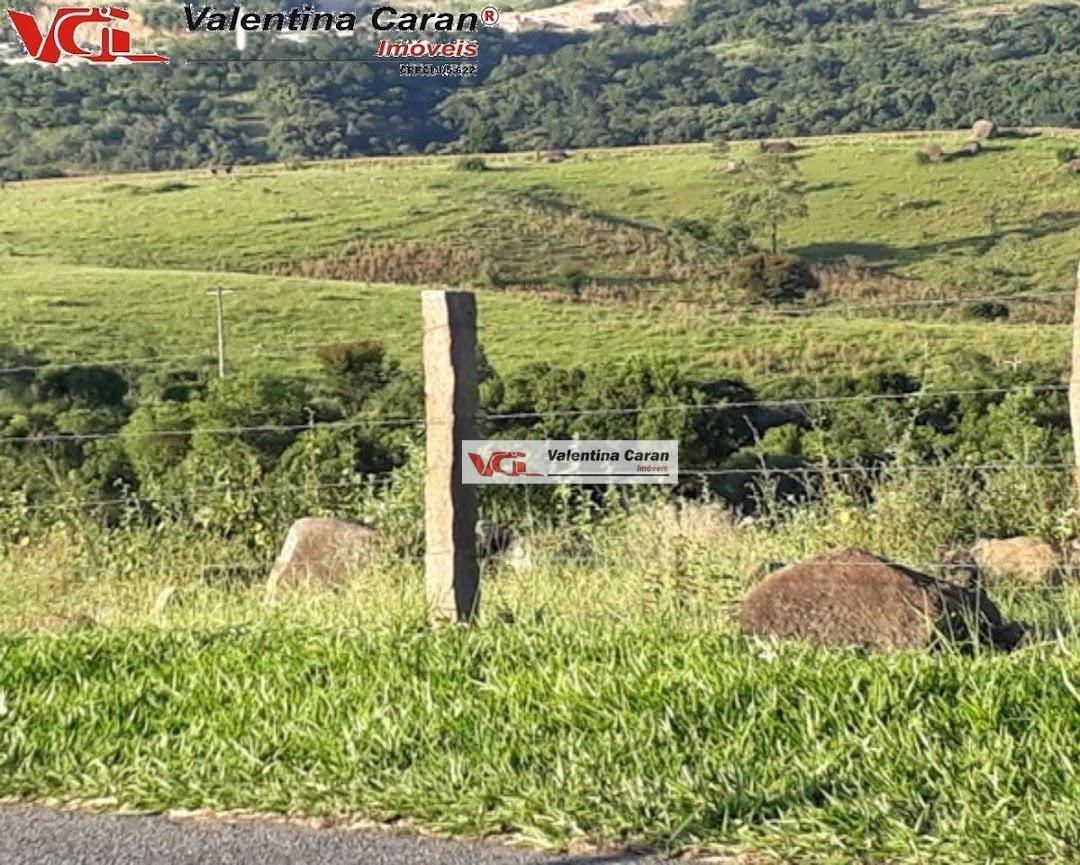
33, 365, 128, 408
729, 253, 819, 304
553, 264, 587, 295
671, 217, 713, 241
314, 340, 394, 411
966, 301, 1010, 321
1056, 146, 1078, 165
456, 156, 487, 172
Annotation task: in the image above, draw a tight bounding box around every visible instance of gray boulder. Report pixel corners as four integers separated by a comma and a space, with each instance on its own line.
267, 516, 377, 592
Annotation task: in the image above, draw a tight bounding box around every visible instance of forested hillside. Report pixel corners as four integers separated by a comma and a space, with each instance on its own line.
0, 0, 1076, 178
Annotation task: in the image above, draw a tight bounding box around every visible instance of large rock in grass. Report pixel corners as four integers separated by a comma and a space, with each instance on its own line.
972, 536, 1063, 585
739, 548, 1023, 651
267, 516, 377, 592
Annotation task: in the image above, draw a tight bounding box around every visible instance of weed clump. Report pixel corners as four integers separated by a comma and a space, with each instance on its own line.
455, 156, 487, 172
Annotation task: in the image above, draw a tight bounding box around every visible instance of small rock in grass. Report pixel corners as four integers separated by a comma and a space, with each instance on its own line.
739, 548, 1023, 652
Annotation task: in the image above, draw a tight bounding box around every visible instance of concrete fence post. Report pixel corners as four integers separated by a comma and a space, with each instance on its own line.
421, 290, 480, 622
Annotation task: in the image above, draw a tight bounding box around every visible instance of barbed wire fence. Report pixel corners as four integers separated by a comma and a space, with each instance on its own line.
1, 278, 1078, 605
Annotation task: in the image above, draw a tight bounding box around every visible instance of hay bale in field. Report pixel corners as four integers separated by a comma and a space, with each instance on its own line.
738, 548, 1023, 651
920, 144, 946, 163
267, 516, 377, 592
957, 140, 982, 157
1064, 159, 1080, 174
972, 119, 997, 140
538, 149, 570, 163
971, 536, 1063, 586
760, 140, 797, 155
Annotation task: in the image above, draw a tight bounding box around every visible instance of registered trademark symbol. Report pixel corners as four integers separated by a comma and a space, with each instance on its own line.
480, 6, 499, 25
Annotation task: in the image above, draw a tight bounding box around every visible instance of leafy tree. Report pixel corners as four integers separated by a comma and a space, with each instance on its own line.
724, 155, 809, 254
463, 119, 504, 154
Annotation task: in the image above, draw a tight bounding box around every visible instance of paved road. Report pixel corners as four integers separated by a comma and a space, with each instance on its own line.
0, 806, 665, 865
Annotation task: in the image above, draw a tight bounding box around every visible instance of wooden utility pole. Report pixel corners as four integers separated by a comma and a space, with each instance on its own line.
421, 290, 479, 622
1071, 260, 1080, 507
206, 285, 234, 379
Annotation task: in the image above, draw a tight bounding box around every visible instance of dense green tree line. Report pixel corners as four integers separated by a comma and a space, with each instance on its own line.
0, 0, 1076, 178
0, 339, 1069, 540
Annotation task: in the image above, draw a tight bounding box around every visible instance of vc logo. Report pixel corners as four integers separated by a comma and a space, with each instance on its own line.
467, 451, 542, 478
6, 5, 169, 64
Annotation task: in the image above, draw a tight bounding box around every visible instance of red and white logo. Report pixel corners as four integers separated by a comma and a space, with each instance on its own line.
6, 5, 169, 64
467, 451, 542, 479
463, 440, 679, 485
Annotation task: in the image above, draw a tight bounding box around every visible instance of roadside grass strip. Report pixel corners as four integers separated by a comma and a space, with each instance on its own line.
0, 621, 1077, 863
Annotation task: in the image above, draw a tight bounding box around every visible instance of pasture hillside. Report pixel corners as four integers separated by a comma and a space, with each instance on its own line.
2, 131, 1080, 306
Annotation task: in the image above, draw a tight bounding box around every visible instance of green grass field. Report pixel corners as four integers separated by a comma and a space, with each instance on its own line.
0, 259, 1071, 388
2, 131, 1079, 385
5, 133, 1076, 285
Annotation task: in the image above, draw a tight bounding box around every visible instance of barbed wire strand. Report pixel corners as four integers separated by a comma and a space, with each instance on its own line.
0, 382, 1066, 446
3, 460, 1072, 516
481, 383, 1069, 422
0, 415, 425, 446
4, 475, 400, 515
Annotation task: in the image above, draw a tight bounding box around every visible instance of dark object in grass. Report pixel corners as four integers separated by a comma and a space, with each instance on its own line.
965, 300, 1010, 321
476, 519, 514, 558
553, 263, 587, 295
738, 548, 1024, 652
759, 139, 796, 154
1056, 146, 1078, 165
